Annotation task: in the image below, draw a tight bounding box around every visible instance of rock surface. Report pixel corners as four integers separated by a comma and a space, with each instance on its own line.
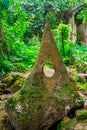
6, 22, 77, 130
0, 72, 29, 94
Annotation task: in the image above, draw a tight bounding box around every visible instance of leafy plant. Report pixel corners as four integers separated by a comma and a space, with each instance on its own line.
78, 83, 87, 91
76, 7, 87, 23
57, 23, 71, 57
72, 45, 87, 73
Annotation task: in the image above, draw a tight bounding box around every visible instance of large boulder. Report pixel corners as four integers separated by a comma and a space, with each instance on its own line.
6, 22, 78, 130
0, 72, 29, 94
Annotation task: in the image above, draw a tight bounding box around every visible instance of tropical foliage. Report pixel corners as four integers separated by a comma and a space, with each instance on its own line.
0, 0, 87, 78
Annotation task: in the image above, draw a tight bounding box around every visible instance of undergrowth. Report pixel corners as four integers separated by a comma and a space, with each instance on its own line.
0, 39, 40, 78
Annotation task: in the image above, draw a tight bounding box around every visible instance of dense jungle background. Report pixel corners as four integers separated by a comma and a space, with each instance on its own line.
0, 0, 87, 130
0, 0, 87, 77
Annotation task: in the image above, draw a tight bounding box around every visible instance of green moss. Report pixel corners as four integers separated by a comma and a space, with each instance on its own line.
6, 86, 47, 125
11, 73, 23, 79
13, 78, 24, 93
6, 96, 17, 112
2, 75, 13, 86
18, 111, 32, 125
15, 86, 47, 104
76, 110, 87, 120
8, 104, 14, 111
0, 82, 7, 90
6, 81, 76, 125
32, 81, 40, 87
58, 118, 77, 130
6, 76, 77, 127
54, 84, 75, 104
77, 83, 87, 91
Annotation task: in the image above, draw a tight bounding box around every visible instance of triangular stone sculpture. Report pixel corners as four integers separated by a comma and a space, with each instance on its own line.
6, 22, 77, 130
25, 22, 69, 91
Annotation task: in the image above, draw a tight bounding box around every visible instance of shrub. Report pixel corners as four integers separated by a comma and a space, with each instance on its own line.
72, 44, 87, 73
0, 38, 40, 78
57, 23, 71, 57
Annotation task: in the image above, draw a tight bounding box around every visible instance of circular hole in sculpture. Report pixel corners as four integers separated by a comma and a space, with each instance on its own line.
43, 63, 55, 78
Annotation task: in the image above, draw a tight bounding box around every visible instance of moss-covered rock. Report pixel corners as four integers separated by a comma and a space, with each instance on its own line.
6, 22, 78, 130
0, 72, 29, 94
2, 75, 13, 86
58, 115, 87, 130
9, 72, 29, 80
76, 109, 87, 120
13, 78, 25, 93
0, 82, 7, 90
6, 83, 77, 130
58, 117, 77, 130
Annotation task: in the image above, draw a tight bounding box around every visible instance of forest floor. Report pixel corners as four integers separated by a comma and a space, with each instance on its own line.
0, 67, 87, 130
